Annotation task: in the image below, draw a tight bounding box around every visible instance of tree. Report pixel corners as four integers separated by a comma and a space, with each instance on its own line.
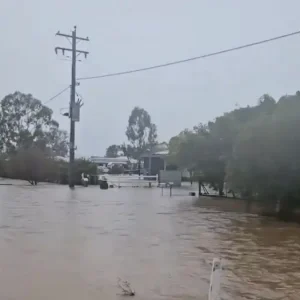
0, 91, 68, 156
121, 143, 137, 159
148, 123, 158, 146
125, 106, 157, 159
43, 125, 68, 157
105, 144, 121, 158
226, 92, 300, 213
168, 94, 278, 196
168, 127, 226, 195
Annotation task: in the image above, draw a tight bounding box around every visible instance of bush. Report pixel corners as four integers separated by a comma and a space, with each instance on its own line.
1, 150, 98, 186
5, 148, 54, 185
53, 158, 98, 185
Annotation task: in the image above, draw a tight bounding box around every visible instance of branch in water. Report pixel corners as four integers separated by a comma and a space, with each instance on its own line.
117, 278, 135, 296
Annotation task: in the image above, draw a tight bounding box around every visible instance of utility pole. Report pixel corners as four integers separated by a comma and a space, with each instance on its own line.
55, 26, 89, 188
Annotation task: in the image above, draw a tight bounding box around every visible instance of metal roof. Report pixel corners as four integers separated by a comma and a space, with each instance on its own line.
90, 156, 137, 164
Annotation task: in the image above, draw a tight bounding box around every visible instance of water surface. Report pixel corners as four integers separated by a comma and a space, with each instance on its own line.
0, 184, 299, 299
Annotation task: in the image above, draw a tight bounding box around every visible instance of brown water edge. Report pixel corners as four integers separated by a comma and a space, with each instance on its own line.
0, 184, 300, 300
196, 195, 300, 224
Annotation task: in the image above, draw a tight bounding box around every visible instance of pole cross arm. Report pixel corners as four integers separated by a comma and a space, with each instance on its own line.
56, 31, 89, 41
55, 47, 89, 57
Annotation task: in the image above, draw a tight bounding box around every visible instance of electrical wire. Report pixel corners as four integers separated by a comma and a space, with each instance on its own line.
44, 86, 70, 105
77, 30, 300, 81
22, 86, 70, 117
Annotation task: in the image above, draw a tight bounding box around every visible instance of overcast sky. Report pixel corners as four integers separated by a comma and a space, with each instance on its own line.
1, 1, 300, 157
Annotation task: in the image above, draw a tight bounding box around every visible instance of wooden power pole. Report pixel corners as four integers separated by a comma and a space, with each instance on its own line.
55, 26, 89, 188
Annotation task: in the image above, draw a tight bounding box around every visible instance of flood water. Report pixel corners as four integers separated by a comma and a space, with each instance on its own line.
0, 184, 300, 300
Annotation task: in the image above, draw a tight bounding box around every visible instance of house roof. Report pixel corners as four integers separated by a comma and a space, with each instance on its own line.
90, 156, 137, 164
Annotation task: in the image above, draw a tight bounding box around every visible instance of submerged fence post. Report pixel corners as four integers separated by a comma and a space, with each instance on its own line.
208, 258, 222, 300
198, 180, 202, 196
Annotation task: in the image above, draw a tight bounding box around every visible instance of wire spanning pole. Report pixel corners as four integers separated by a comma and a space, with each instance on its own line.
77, 29, 300, 81
55, 26, 89, 188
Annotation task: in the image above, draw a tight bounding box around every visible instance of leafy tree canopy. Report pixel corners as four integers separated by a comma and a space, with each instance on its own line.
0, 91, 68, 157
168, 91, 300, 205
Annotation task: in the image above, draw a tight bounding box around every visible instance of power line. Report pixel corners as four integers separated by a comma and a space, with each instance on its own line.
23, 86, 70, 117
44, 86, 70, 105
77, 29, 300, 81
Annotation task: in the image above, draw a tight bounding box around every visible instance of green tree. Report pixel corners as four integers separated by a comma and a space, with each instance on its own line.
105, 144, 121, 157
168, 128, 226, 195
148, 123, 158, 146
227, 92, 300, 212
125, 106, 157, 159
169, 94, 277, 196
121, 143, 137, 159
0, 91, 68, 156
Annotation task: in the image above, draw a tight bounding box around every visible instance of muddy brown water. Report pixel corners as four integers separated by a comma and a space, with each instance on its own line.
0, 184, 300, 300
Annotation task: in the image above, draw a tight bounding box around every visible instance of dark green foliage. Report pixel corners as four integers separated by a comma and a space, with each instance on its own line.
0, 91, 96, 185
108, 164, 124, 174
170, 91, 300, 214
4, 147, 56, 185
105, 144, 121, 157
0, 91, 68, 156
125, 106, 157, 159
72, 158, 98, 185
106, 106, 158, 160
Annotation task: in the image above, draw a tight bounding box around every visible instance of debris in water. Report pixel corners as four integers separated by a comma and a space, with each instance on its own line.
117, 278, 135, 296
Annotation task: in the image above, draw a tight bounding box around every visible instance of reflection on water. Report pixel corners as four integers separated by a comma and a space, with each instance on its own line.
0, 184, 299, 299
